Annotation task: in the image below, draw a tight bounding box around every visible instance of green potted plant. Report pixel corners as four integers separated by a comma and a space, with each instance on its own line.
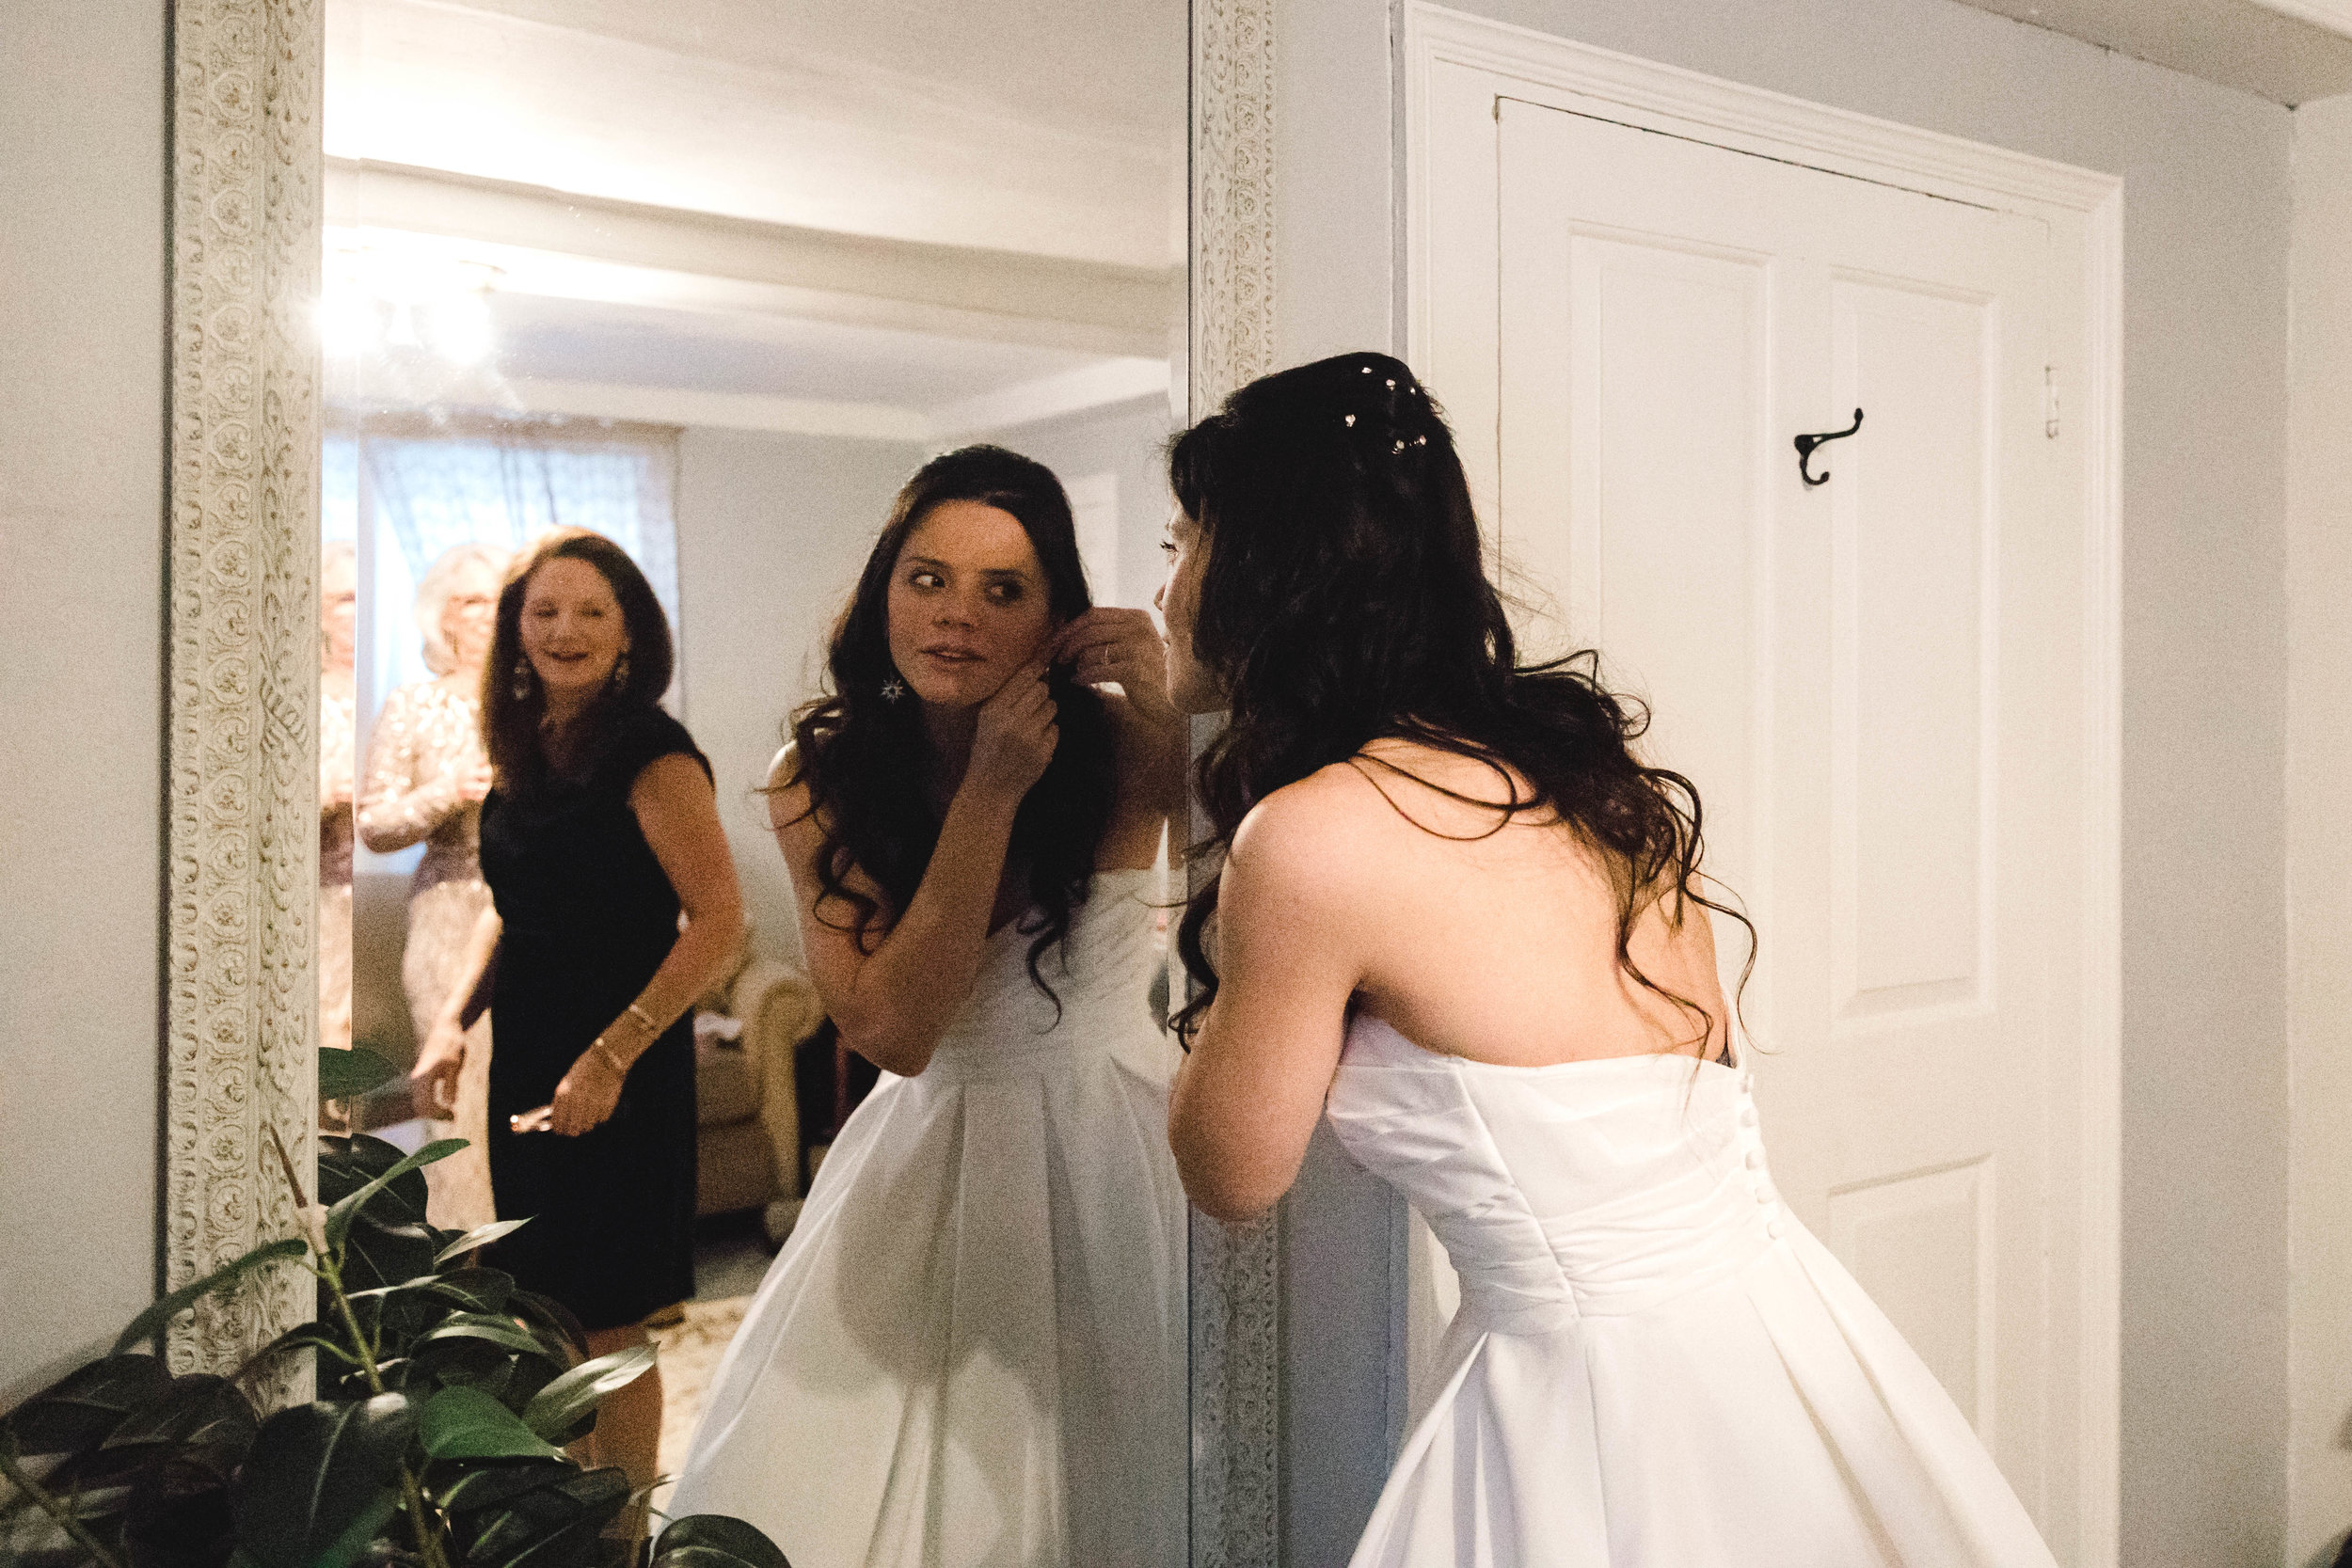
0, 1049, 786, 1568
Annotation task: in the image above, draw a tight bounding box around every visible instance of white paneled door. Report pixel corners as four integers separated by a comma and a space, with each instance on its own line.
1422, 96, 2097, 1539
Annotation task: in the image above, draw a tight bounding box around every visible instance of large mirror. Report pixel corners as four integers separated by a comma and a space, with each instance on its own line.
318, 1, 1192, 1555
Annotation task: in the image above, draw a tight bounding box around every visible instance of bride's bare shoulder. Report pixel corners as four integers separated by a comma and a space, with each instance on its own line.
1227, 760, 1409, 892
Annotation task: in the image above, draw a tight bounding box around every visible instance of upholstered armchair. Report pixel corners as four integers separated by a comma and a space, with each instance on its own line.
694, 943, 825, 1224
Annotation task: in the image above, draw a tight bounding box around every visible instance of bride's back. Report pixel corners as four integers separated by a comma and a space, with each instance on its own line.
1291, 735, 1734, 1072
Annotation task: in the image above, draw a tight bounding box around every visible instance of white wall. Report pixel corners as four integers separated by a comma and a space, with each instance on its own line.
968, 393, 1181, 613
1271, 0, 2297, 1562
673, 427, 925, 966
2286, 88, 2352, 1568
0, 0, 167, 1396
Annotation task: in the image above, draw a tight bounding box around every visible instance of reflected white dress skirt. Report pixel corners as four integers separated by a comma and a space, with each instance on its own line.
1329, 1017, 2061, 1568
671, 871, 1187, 1568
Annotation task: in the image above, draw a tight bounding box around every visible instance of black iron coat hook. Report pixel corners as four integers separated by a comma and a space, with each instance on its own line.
1794, 408, 1865, 487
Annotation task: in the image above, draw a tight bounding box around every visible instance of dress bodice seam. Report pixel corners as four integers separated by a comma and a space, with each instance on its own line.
1438, 1053, 1585, 1314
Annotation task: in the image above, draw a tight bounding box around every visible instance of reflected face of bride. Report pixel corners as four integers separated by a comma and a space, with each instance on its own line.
1157, 504, 1221, 715
887, 499, 1057, 709
518, 556, 628, 699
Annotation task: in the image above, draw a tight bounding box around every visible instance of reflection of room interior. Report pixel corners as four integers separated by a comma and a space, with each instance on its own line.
320, 0, 1186, 1474
325, 0, 1184, 1051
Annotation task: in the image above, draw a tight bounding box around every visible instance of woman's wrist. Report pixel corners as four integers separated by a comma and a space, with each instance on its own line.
587, 1001, 663, 1073
946, 780, 1023, 833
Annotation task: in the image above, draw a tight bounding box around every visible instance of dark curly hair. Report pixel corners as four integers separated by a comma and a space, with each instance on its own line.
1168, 352, 1752, 1052
481, 528, 675, 798
778, 445, 1116, 1011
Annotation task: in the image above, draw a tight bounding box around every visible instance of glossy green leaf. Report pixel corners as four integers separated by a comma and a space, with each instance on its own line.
231, 1394, 415, 1568
316, 1136, 431, 1225
649, 1514, 794, 1568
503, 1290, 589, 1363
335, 1214, 442, 1294
111, 1241, 310, 1356
325, 1139, 466, 1252
449, 1465, 630, 1568
417, 1312, 548, 1360
318, 1047, 397, 1101
519, 1345, 656, 1445
432, 1457, 571, 1515
103, 1374, 257, 1458
2, 1354, 174, 1455
417, 1386, 563, 1463
434, 1219, 529, 1266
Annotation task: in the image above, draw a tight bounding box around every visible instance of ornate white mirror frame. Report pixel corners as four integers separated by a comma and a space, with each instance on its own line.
163, 0, 1286, 1555
163, 0, 323, 1380
1185, 9, 1279, 1565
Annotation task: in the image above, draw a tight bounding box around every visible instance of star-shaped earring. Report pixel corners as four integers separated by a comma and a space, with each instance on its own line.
881, 677, 908, 704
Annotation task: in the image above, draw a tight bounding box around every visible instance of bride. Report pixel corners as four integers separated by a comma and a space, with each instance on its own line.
1159, 353, 2060, 1567
670, 445, 1188, 1567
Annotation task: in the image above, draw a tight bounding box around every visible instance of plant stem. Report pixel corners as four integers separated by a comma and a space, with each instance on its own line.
0, 1445, 128, 1568
265, 1124, 450, 1568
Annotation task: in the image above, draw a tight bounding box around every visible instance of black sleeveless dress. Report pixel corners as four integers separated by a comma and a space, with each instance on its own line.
478, 706, 705, 1331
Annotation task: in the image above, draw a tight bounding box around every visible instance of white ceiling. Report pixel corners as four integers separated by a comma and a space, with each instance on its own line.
325, 0, 1186, 434
326, 0, 1185, 269
1947, 0, 2352, 105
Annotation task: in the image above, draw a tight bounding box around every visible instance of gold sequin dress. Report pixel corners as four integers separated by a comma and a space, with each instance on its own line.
359, 678, 497, 1230
320, 678, 356, 1055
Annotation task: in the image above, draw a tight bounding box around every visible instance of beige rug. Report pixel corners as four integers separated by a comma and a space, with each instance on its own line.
650, 1294, 751, 1505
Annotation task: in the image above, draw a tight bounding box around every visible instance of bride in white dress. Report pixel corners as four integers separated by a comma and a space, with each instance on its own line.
670, 446, 1188, 1568
1156, 353, 2060, 1567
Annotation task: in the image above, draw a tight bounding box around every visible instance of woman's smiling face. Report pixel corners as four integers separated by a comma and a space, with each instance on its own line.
885, 499, 1056, 709
518, 555, 628, 698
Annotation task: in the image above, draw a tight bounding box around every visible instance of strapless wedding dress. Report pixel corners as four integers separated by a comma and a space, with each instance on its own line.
670, 870, 1186, 1568
1327, 1015, 2059, 1568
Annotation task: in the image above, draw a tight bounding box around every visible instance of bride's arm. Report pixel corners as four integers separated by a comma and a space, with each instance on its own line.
775, 664, 1058, 1079
1168, 776, 1364, 1222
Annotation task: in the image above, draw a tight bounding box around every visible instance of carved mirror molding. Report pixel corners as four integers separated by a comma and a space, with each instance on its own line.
164, 0, 324, 1374
1186, 0, 1278, 1561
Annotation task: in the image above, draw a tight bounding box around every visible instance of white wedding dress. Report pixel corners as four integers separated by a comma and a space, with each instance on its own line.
670, 870, 1187, 1568
1328, 1015, 2060, 1568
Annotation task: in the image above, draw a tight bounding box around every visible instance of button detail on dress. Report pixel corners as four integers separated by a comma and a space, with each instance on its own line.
1744, 1149, 1765, 1170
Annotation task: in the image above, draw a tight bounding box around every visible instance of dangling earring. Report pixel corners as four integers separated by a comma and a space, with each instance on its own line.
881, 675, 907, 704
511, 656, 532, 701
612, 648, 630, 689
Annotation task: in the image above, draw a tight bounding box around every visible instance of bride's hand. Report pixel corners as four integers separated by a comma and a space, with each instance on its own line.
962, 661, 1058, 808
409, 1020, 467, 1117
1055, 609, 1176, 727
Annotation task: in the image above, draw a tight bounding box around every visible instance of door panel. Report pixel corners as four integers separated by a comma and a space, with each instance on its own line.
1492, 99, 2070, 1515
1832, 280, 1993, 1021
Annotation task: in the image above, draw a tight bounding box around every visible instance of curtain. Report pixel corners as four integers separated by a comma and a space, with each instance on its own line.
329, 413, 682, 705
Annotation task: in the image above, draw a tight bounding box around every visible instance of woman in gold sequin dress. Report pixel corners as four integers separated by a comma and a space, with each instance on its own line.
319, 542, 357, 1057
359, 540, 509, 1227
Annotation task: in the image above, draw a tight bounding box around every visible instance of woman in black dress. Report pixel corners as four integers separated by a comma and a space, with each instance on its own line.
411, 528, 744, 1507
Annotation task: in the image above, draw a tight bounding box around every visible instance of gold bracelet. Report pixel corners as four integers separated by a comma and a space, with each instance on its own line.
590, 1037, 630, 1076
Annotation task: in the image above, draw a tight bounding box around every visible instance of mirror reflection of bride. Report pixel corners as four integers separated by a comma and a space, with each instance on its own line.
671, 447, 1187, 1567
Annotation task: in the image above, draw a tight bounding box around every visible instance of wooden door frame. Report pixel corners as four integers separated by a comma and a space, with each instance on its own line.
1401, 6, 2123, 1562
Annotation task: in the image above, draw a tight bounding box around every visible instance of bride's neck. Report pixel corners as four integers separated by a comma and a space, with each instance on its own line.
921, 703, 978, 812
